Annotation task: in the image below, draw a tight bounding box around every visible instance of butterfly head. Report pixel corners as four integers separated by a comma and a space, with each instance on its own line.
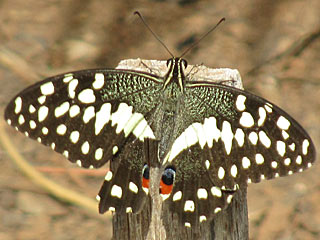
163, 57, 188, 91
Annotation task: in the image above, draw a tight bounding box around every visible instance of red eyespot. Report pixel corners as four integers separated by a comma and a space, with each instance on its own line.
160, 166, 176, 195
142, 165, 176, 194
142, 164, 149, 189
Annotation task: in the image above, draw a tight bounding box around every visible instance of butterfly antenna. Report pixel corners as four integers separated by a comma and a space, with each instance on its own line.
180, 17, 226, 58
134, 11, 174, 58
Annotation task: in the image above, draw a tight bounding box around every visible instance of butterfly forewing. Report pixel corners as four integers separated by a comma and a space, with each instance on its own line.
5, 69, 162, 169
184, 83, 315, 184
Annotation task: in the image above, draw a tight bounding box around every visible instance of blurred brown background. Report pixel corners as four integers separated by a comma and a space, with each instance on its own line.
0, 0, 319, 240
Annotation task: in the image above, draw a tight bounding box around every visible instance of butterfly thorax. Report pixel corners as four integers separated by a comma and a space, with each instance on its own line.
153, 58, 189, 161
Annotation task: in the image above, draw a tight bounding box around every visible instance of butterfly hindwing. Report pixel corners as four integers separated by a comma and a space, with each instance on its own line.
97, 135, 149, 214
166, 144, 236, 227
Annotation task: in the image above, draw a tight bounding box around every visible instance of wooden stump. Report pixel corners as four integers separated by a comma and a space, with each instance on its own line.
111, 59, 248, 240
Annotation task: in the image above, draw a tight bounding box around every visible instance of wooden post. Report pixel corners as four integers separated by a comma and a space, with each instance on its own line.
111, 59, 248, 240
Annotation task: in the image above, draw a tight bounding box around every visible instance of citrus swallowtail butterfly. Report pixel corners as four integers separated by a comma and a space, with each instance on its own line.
4, 56, 316, 227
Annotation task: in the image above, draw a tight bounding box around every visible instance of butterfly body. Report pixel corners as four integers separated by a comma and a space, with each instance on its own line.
5, 57, 316, 227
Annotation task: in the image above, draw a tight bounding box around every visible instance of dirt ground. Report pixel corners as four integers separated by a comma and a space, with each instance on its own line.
0, 0, 319, 240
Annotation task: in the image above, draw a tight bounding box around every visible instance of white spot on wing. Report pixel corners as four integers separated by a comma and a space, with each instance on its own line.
81, 141, 90, 154
173, 191, 182, 201
211, 186, 222, 197
203, 117, 220, 148
248, 131, 258, 145
68, 79, 78, 99
83, 106, 95, 123
227, 195, 233, 203
126, 207, 132, 213
282, 130, 289, 140
129, 182, 138, 194
14, 97, 22, 114
142, 187, 149, 195
63, 150, 69, 158
276, 141, 286, 157
259, 131, 271, 148
40, 82, 54, 95
184, 200, 195, 212
255, 153, 264, 164
277, 116, 290, 130
63, 74, 73, 83
221, 121, 233, 155
218, 167, 225, 179
29, 120, 36, 129
192, 122, 206, 148
302, 139, 309, 155
69, 105, 80, 118
239, 112, 254, 128
95, 103, 111, 135
93, 73, 105, 89
55, 102, 70, 118
132, 118, 155, 141
29, 104, 36, 113
271, 161, 277, 168
258, 107, 267, 126
38, 106, 49, 122
205, 160, 210, 169
78, 89, 96, 104
235, 95, 246, 111
242, 157, 251, 169
111, 185, 122, 198
42, 127, 49, 135
231, 164, 238, 177
18, 114, 25, 125
289, 143, 295, 151
105, 171, 113, 181
38, 96, 46, 104
95, 148, 103, 160
111, 103, 133, 134
284, 158, 291, 166
214, 207, 222, 213
184, 124, 198, 147
123, 113, 144, 137
264, 103, 272, 113
234, 128, 244, 147
70, 131, 80, 143
199, 216, 207, 222
112, 146, 118, 155
197, 188, 208, 199
56, 124, 67, 135
296, 155, 302, 165
76, 160, 82, 167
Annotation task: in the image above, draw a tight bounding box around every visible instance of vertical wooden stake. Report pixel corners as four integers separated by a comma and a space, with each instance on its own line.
111, 59, 248, 240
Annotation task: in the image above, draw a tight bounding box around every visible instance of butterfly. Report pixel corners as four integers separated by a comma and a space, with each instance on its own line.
4, 55, 316, 227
